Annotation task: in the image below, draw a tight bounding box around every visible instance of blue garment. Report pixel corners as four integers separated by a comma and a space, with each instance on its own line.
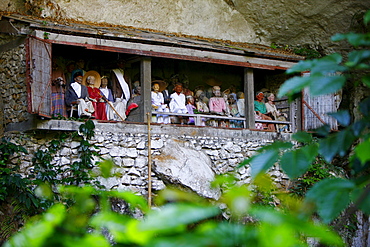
65, 83, 88, 106
254, 100, 267, 114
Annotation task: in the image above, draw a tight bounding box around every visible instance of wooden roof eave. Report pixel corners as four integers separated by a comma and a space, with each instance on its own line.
2, 14, 303, 69
0, 13, 302, 62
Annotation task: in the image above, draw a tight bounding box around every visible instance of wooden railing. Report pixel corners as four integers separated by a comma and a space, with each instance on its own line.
151, 111, 293, 132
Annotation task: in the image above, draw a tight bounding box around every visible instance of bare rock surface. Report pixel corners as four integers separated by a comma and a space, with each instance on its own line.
153, 139, 221, 200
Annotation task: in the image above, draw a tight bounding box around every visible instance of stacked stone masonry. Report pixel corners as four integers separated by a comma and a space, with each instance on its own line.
5, 121, 291, 199
0, 35, 30, 125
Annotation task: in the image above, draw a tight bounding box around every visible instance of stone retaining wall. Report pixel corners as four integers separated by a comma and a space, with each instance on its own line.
5, 121, 291, 199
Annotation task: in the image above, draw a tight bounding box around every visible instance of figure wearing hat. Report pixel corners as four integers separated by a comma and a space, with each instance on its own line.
84, 71, 107, 120
65, 72, 94, 118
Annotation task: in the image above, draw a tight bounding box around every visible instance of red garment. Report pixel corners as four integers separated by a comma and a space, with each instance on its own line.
88, 87, 107, 120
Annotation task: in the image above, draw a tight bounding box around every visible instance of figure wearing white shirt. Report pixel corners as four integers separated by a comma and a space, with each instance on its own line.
169, 84, 187, 114
151, 82, 169, 124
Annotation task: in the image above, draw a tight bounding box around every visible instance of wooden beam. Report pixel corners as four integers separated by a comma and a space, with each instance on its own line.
244, 68, 255, 129
141, 57, 152, 123
33, 30, 297, 70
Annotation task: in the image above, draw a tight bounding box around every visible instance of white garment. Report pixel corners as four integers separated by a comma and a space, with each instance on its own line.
237, 99, 245, 117
152, 91, 169, 123
100, 88, 109, 98
113, 98, 127, 121
112, 69, 130, 100
71, 82, 81, 98
77, 98, 94, 117
100, 87, 115, 120
265, 102, 280, 119
169, 92, 187, 113
151, 91, 164, 106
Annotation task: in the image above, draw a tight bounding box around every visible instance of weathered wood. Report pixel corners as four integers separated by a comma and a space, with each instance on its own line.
303, 89, 338, 130
244, 68, 255, 129
27, 37, 52, 118
141, 57, 152, 123
0, 19, 19, 34
34, 30, 298, 70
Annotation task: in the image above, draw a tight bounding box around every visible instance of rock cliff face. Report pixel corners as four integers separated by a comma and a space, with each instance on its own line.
2, 0, 369, 53
230, 0, 370, 54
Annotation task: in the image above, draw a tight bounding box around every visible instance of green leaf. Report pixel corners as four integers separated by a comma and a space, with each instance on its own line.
286, 59, 316, 74
277, 76, 311, 98
140, 203, 220, 232
90, 211, 132, 244
251, 207, 344, 246
109, 190, 149, 213
318, 134, 339, 162
365, 10, 370, 25
359, 97, 370, 117
63, 233, 111, 247
249, 149, 279, 178
281, 149, 309, 179
362, 75, 370, 87
4, 204, 67, 247
335, 129, 356, 157
328, 110, 351, 126
255, 141, 293, 153
292, 131, 313, 143
319, 129, 356, 162
351, 120, 367, 137
351, 187, 370, 215
97, 159, 114, 178
305, 178, 356, 223
354, 137, 370, 165
346, 50, 370, 68
308, 75, 346, 96
332, 33, 370, 46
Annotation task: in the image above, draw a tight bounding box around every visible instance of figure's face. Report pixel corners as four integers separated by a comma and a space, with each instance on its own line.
87, 76, 95, 86
268, 94, 275, 101
53, 77, 65, 86
135, 86, 142, 95
101, 78, 108, 87
153, 83, 160, 92
75, 76, 83, 84
174, 84, 183, 94
187, 97, 194, 104
256, 93, 264, 101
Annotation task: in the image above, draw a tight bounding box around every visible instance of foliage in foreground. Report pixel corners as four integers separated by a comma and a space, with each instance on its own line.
3, 10, 370, 247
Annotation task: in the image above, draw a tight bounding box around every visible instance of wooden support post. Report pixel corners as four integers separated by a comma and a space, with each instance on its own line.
244, 68, 255, 129
141, 57, 152, 123
147, 113, 152, 208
